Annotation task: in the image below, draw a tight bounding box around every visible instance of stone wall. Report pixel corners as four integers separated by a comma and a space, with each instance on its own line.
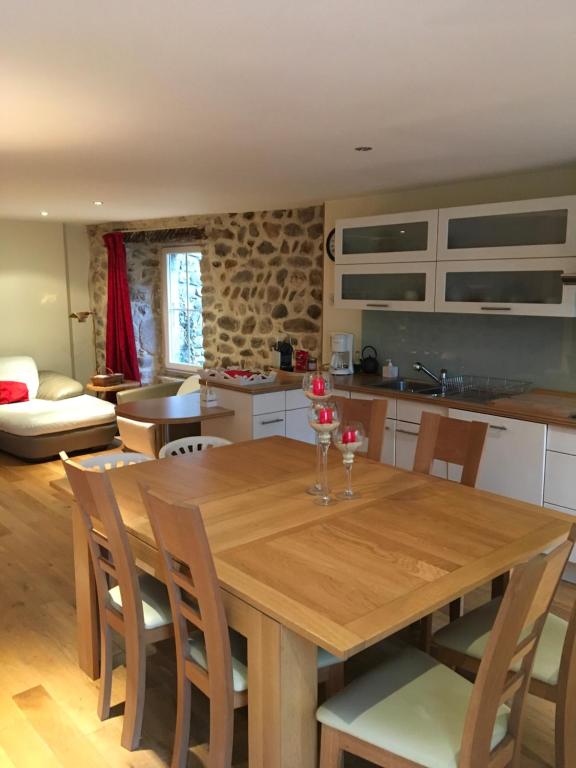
87, 205, 324, 381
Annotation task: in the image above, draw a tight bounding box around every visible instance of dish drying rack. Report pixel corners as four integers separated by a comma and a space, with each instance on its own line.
440, 375, 532, 400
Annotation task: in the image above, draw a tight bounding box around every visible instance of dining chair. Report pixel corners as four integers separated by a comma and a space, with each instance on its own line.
140, 486, 345, 768
60, 450, 153, 471
414, 412, 489, 628
117, 375, 200, 457
61, 455, 173, 751
332, 396, 388, 461
159, 435, 232, 459
316, 539, 573, 768
413, 411, 488, 487
431, 533, 576, 768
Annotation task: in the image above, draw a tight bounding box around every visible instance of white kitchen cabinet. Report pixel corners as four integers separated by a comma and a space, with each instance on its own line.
435, 257, 576, 317
285, 407, 315, 444
336, 209, 438, 265
349, 391, 397, 418
395, 420, 447, 478
334, 262, 436, 312
396, 400, 448, 424
438, 196, 576, 261
448, 409, 546, 504
252, 410, 286, 439
544, 503, 576, 564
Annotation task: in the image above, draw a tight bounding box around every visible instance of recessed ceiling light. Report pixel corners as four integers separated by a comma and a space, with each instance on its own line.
40, 211, 48, 216
354, 146, 373, 152
93, 200, 103, 206
400, 229, 406, 234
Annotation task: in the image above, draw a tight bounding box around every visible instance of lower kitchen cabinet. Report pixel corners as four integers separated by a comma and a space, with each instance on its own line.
448, 409, 546, 504
395, 419, 447, 478
285, 406, 315, 444
253, 410, 286, 439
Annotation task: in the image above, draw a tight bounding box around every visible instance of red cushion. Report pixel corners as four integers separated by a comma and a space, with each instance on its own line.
0, 381, 29, 405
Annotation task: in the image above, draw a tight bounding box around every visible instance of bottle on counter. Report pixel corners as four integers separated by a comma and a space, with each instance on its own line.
382, 359, 399, 379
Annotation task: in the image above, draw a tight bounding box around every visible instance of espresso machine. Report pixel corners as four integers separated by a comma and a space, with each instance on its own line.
329, 332, 354, 375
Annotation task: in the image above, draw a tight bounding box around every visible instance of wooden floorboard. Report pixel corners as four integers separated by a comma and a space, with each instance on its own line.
0, 447, 570, 766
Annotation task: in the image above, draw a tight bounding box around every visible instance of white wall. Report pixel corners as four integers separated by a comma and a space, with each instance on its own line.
64, 224, 95, 382
0, 220, 92, 379
322, 165, 576, 361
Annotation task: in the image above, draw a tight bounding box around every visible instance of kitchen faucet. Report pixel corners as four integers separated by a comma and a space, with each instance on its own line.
413, 362, 448, 391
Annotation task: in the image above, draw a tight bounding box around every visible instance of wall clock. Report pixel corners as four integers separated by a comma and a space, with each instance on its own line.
325, 228, 336, 262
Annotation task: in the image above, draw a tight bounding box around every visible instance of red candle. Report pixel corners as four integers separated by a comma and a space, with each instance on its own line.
342, 428, 357, 444
318, 407, 333, 424
312, 376, 325, 396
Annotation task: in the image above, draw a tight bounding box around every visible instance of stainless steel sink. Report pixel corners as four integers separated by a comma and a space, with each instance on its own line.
373, 379, 439, 394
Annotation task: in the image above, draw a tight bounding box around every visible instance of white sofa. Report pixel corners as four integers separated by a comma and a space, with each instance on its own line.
0, 356, 116, 460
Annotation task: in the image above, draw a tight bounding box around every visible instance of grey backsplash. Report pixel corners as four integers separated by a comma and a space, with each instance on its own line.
362, 311, 576, 391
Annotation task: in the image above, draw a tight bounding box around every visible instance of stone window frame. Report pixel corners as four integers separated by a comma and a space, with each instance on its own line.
161, 245, 205, 374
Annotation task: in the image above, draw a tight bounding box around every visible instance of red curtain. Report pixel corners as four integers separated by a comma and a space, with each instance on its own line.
104, 232, 141, 382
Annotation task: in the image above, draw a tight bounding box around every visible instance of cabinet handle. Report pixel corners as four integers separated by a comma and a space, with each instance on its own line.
366, 303, 390, 308
481, 306, 512, 311
260, 418, 284, 425
396, 428, 419, 436
489, 424, 507, 431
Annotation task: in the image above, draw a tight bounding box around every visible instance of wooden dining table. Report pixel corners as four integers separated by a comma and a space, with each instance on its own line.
54, 436, 574, 768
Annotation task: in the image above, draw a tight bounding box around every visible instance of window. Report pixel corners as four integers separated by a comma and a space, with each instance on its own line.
163, 248, 205, 370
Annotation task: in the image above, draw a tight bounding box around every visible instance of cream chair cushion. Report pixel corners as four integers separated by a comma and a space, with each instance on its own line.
108, 574, 172, 630
177, 375, 201, 395
317, 646, 509, 768
433, 597, 567, 686
186, 631, 342, 695
116, 415, 157, 457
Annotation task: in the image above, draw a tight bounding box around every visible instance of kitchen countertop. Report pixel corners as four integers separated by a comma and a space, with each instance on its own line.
333, 373, 576, 429
206, 371, 576, 428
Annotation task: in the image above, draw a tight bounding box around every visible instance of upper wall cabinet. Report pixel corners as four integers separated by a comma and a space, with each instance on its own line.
437, 196, 576, 261
334, 262, 436, 312
335, 210, 438, 264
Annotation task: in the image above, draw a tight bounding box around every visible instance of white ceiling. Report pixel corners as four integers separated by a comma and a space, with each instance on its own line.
1, 0, 576, 223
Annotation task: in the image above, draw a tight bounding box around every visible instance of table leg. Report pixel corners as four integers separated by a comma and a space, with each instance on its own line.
248, 612, 318, 768
72, 504, 100, 679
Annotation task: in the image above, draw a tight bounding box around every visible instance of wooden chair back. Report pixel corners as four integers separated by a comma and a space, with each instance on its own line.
413, 412, 488, 486
60, 454, 144, 636
332, 396, 388, 461
460, 539, 573, 767
140, 485, 235, 757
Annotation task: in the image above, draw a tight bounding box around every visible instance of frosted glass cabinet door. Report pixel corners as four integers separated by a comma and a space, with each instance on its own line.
336, 210, 438, 264
435, 257, 576, 317
438, 196, 576, 261
335, 263, 436, 312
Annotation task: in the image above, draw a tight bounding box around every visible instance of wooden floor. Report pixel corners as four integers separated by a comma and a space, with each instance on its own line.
0, 448, 572, 767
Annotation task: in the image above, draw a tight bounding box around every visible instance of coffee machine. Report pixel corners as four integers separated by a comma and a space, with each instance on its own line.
330, 333, 354, 375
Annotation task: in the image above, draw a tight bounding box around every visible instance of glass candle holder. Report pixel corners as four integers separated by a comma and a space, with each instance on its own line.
308, 402, 340, 506
302, 371, 334, 495
334, 420, 366, 500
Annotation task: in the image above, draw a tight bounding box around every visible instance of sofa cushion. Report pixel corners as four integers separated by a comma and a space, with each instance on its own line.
0, 395, 115, 437
0, 381, 29, 405
37, 371, 84, 400
0, 357, 39, 398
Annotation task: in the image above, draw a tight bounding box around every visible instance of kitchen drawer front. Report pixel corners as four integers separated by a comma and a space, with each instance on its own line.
544, 451, 576, 509
395, 420, 447, 478
544, 502, 576, 563
448, 409, 546, 505
396, 400, 447, 424
286, 389, 310, 411
285, 407, 315, 444
252, 410, 286, 439
350, 390, 397, 419
253, 391, 286, 415
547, 425, 576, 455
